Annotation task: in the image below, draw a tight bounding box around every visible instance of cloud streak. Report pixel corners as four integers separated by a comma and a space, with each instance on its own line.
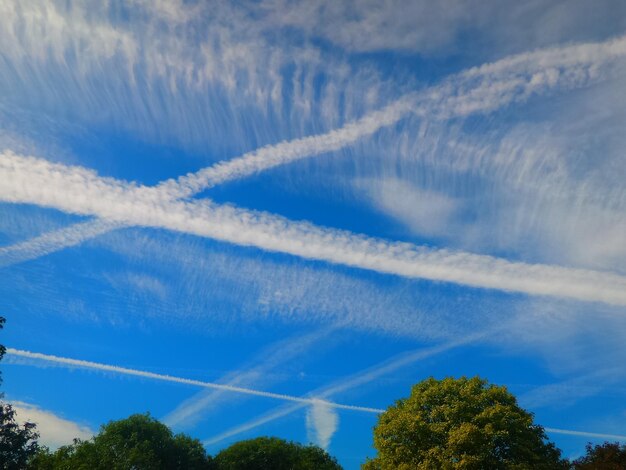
5, 348, 382, 414
2, 152, 626, 305
0, 218, 119, 267
545, 428, 626, 442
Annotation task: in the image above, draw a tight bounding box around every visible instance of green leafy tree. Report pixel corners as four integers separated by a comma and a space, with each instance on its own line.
0, 317, 41, 469
571, 442, 626, 469
29, 413, 213, 470
363, 376, 567, 470
214, 436, 342, 470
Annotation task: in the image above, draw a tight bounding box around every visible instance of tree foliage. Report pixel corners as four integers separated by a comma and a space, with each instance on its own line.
0, 316, 41, 469
29, 413, 213, 470
0, 403, 40, 470
571, 442, 626, 469
214, 436, 342, 470
364, 376, 567, 470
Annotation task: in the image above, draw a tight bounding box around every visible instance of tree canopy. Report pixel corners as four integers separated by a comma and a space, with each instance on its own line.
30, 413, 212, 470
571, 442, 626, 469
364, 376, 567, 470
0, 403, 40, 470
214, 436, 342, 470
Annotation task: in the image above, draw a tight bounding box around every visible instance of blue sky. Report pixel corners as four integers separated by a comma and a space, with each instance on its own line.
1, 0, 626, 467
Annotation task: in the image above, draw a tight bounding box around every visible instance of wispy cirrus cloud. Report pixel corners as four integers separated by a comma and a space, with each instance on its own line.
350, 79, 626, 272
261, 0, 626, 56
0, 0, 393, 155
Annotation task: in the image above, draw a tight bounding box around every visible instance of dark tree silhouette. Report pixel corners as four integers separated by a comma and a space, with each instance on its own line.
571, 442, 626, 469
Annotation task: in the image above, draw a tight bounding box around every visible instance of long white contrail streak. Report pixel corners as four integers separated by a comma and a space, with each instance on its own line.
545, 428, 626, 441
205, 413, 626, 447
8, 347, 625, 446
5, 348, 383, 414
5, 156, 626, 307
2, 34, 625, 267
162, 326, 340, 429
0, 219, 120, 267
2, 152, 626, 305
204, 403, 305, 446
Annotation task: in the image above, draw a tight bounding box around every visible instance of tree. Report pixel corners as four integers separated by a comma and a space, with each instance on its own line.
571, 442, 626, 469
29, 413, 213, 470
213, 436, 342, 470
363, 376, 567, 470
0, 404, 40, 470
0, 316, 41, 469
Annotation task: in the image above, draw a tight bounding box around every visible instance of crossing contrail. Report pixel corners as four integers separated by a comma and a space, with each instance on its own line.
2, 151, 626, 305
2, 34, 624, 267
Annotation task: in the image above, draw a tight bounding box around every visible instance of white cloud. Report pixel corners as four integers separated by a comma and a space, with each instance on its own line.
8, 401, 94, 449
306, 399, 338, 450
346, 79, 626, 272
363, 178, 460, 237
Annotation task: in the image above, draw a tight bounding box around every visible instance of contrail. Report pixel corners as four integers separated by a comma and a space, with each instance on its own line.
202, 332, 626, 447
313, 332, 487, 399
204, 410, 626, 448
545, 428, 626, 442
162, 326, 341, 429
5, 348, 382, 414
3, 152, 626, 305
2, 34, 624, 267
0, 219, 119, 267
8, 346, 624, 447
201, 334, 481, 445
204, 403, 305, 446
